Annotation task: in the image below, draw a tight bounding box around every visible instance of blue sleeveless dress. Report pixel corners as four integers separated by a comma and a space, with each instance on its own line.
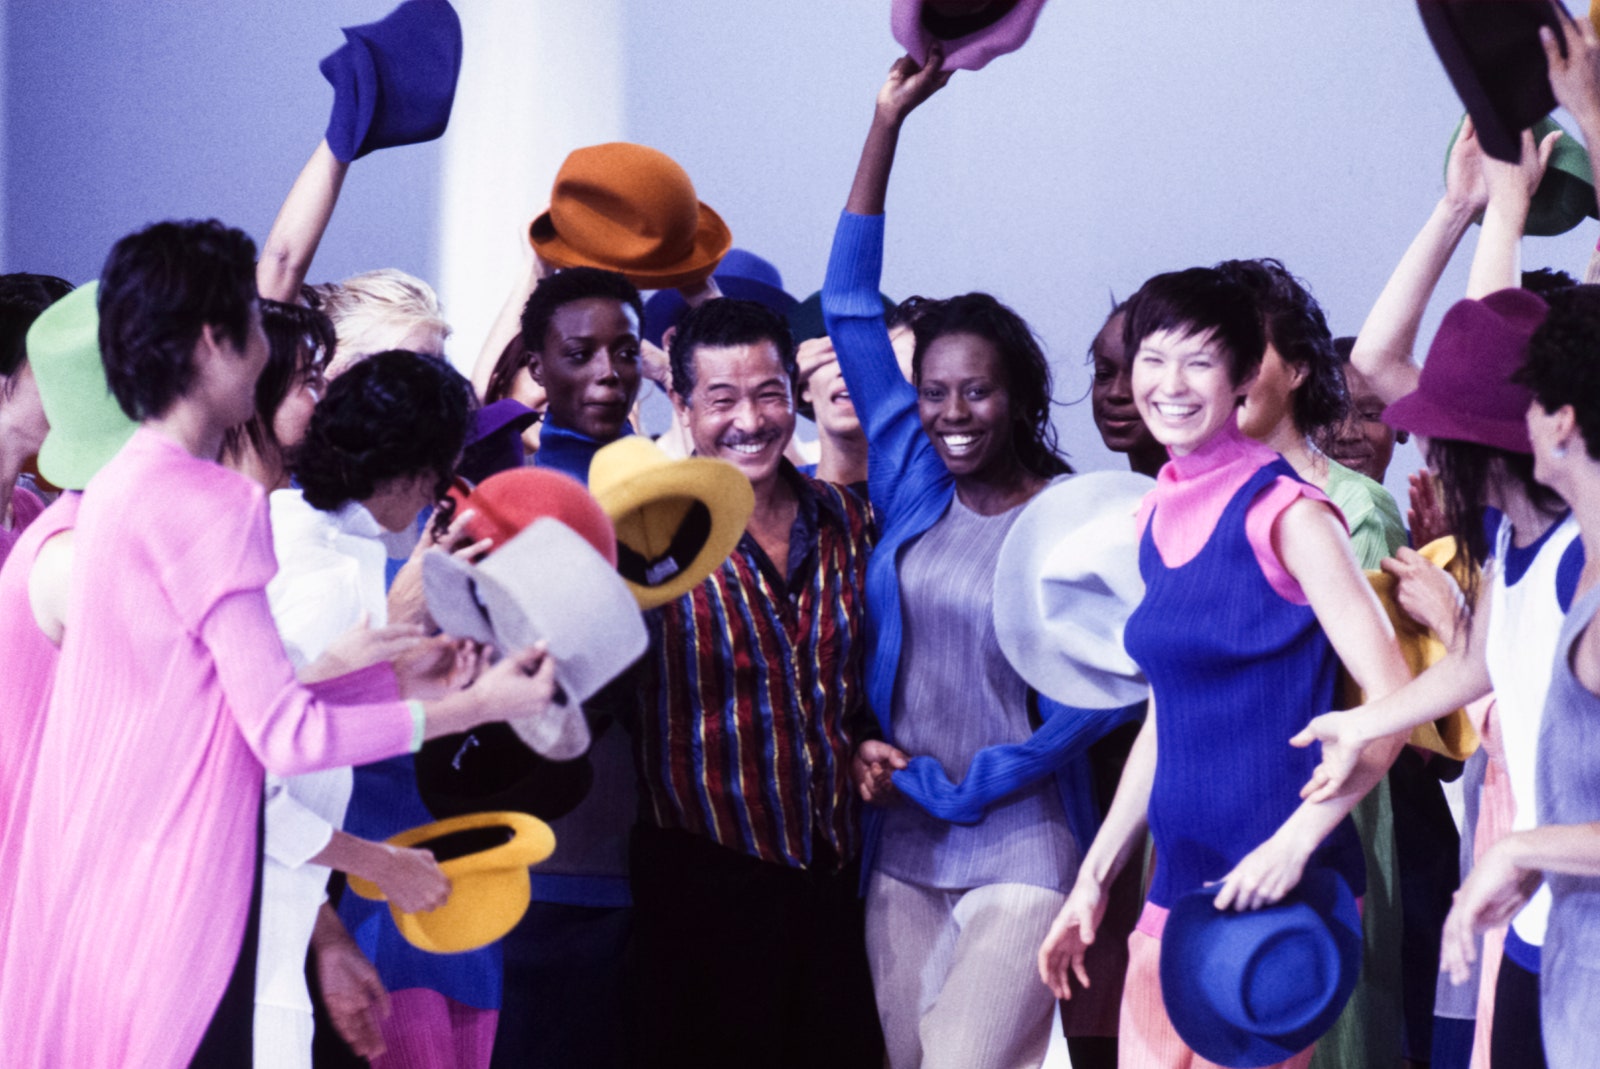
1124, 459, 1365, 908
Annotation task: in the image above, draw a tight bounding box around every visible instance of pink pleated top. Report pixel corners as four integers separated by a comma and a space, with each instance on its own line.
0, 429, 416, 1067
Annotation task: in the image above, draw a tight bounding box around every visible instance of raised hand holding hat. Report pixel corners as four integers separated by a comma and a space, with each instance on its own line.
320, 0, 463, 162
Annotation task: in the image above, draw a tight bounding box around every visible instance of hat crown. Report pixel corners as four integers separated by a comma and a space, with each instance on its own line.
26, 281, 138, 490
466, 468, 617, 566
1417, 289, 1543, 427
549, 144, 702, 270
587, 435, 675, 498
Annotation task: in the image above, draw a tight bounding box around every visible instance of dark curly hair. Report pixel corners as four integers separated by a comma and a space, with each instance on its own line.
222, 297, 337, 462
0, 273, 74, 384
1213, 258, 1348, 435
1520, 267, 1578, 301
907, 292, 1072, 480
292, 350, 475, 513
519, 267, 643, 358
1515, 283, 1600, 461
1121, 267, 1266, 387
98, 219, 258, 420
669, 297, 797, 399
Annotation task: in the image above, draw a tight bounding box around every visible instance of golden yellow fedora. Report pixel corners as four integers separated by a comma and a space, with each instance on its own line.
347, 811, 556, 954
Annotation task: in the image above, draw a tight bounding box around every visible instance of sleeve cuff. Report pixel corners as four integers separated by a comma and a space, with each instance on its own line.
408, 700, 427, 753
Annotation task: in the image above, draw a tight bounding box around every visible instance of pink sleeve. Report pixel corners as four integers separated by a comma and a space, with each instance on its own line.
304, 662, 402, 706
201, 589, 414, 776
1243, 476, 1347, 606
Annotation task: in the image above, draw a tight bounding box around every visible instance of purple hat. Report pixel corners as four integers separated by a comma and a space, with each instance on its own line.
1383, 288, 1548, 455
891, 0, 1051, 72
459, 399, 540, 484
320, 0, 463, 163
640, 249, 798, 348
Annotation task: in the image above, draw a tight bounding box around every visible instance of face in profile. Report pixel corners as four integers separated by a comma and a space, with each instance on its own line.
1131, 326, 1249, 457
1089, 311, 1157, 457
1236, 343, 1305, 442
529, 298, 642, 442
676, 339, 797, 489
916, 331, 1015, 481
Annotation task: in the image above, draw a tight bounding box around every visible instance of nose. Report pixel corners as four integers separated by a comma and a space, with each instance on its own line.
938, 393, 970, 425
731, 396, 767, 432
596, 352, 622, 385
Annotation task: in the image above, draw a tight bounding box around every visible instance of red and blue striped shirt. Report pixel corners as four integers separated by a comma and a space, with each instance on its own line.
639, 469, 875, 872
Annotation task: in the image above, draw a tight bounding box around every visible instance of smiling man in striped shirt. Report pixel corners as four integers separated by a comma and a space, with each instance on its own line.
631, 297, 884, 1069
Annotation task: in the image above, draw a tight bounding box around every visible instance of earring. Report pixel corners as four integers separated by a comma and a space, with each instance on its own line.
1551, 444, 1569, 460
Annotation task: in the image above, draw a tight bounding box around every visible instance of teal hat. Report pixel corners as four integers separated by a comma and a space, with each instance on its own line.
27, 282, 136, 490
1446, 114, 1599, 237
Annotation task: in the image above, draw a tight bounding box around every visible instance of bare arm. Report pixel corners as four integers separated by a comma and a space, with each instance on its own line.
1544, 5, 1600, 215
1348, 122, 1487, 405
844, 49, 952, 217
1467, 125, 1560, 298
1039, 702, 1156, 997
257, 140, 350, 303
1213, 500, 1414, 910
470, 249, 546, 399
311, 829, 449, 914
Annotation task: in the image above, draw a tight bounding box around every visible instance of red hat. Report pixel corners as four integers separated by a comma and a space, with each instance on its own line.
449, 468, 617, 566
1383, 288, 1548, 455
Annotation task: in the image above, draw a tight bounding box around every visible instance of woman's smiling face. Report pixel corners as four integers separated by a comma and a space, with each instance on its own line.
1131, 326, 1251, 456
917, 331, 1015, 481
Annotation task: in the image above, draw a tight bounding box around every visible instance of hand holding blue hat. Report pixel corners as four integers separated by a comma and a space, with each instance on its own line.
320, 0, 463, 162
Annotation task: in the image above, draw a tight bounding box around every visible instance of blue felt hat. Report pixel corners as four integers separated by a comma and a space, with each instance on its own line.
320, 0, 463, 163
1159, 868, 1362, 1068
459, 399, 540, 485
640, 249, 798, 348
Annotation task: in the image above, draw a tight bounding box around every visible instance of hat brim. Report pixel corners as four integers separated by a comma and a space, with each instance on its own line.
592, 457, 755, 609
528, 204, 733, 291
37, 420, 136, 492
993, 471, 1153, 709
891, 0, 1051, 71
1161, 869, 1362, 1068
1381, 392, 1531, 454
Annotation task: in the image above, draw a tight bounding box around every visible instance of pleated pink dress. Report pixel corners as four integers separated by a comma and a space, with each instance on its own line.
0, 429, 417, 1067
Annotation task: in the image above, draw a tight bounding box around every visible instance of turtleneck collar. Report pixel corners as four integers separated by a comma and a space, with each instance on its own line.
534, 420, 633, 486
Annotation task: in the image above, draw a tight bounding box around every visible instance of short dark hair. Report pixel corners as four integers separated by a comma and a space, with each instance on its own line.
519, 267, 643, 357
908, 291, 1071, 480
1214, 258, 1348, 434
292, 350, 475, 513
669, 297, 797, 399
222, 298, 337, 461
0, 273, 73, 385
1520, 267, 1578, 300
1516, 283, 1600, 461
98, 219, 258, 420
1121, 267, 1265, 386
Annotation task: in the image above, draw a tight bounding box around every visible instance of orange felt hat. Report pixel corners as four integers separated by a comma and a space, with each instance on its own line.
528, 143, 732, 290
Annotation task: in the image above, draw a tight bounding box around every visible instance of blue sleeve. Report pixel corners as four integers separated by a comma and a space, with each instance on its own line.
1557, 536, 1586, 613
821, 211, 945, 519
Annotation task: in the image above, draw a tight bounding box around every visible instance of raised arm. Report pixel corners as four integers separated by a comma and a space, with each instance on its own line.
471, 246, 546, 399
1466, 124, 1560, 299
1544, 5, 1600, 223
1348, 121, 1487, 405
257, 141, 351, 303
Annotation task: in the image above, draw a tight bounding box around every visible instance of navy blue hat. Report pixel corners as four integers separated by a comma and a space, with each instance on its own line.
459, 399, 540, 485
641, 249, 798, 348
320, 0, 464, 163
1160, 868, 1362, 1068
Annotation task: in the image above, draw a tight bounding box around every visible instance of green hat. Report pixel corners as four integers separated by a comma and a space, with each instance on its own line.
27, 282, 137, 490
1446, 114, 1598, 237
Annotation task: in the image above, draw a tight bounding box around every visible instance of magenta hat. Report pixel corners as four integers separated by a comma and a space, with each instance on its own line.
1382, 288, 1547, 455
891, 0, 1051, 71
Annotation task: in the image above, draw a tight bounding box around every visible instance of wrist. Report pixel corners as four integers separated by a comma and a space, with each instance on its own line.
1437, 195, 1482, 228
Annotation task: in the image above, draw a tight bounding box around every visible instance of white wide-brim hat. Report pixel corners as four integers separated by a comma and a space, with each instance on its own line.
424, 517, 647, 760
993, 470, 1153, 709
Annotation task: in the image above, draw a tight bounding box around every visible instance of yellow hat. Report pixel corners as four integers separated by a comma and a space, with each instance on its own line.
347, 811, 555, 954
1359, 537, 1480, 761
588, 436, 754, 610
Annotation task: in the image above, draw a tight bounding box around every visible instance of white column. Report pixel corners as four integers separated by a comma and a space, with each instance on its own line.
436, 0, 627, 375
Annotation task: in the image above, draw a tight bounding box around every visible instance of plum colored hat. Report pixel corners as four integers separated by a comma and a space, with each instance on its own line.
641, 250, 798, 347
347, 811, 555, 953
993, 471, 1152, 710
1382, 288, 1547, 454
1363, 536, 1479, 761
424, 468, 646, 760
528, 143, 732, 290
27, 282, 136, 491
589, 437, 754, 609
1445, 114, 1597, 236
458, 399, 540, 484
320, 0, 463, 163
891, 0, 1052, 72
1160, 868, 1363, 1068
1417, 0, 1565, 163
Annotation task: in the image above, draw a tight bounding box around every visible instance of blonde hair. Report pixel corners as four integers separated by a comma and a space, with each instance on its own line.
309, 268, 451, 375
